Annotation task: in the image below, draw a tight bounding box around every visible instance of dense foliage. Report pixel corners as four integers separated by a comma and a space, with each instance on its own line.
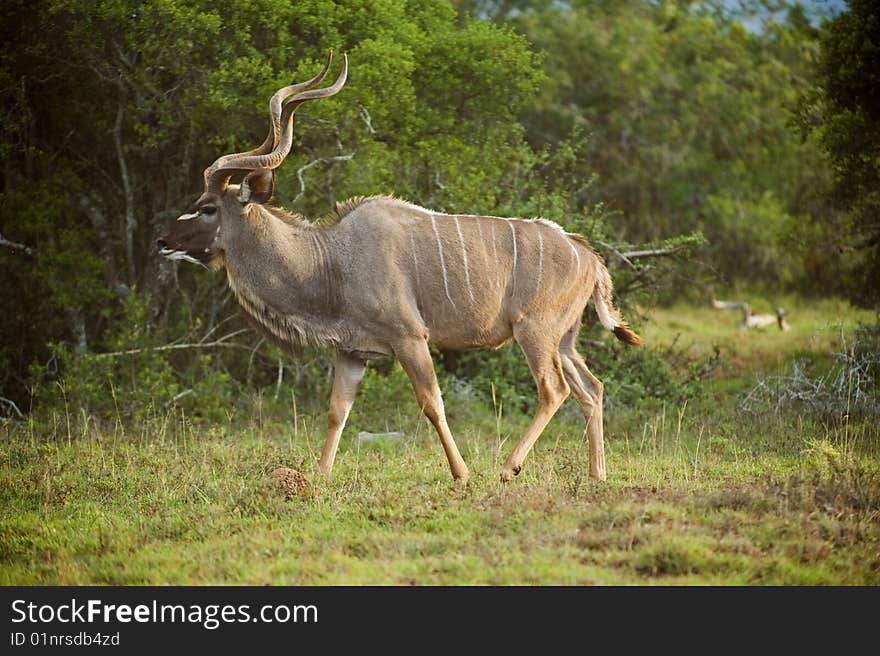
795, 0, 880, 308
0, 0, 867, 422
500, 0, 843, 290
0, 0, 545, 416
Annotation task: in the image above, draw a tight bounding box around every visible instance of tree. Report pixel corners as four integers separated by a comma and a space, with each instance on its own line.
506, 0, 834, 288
796, 0, 880, 308
0, 0, 544, 411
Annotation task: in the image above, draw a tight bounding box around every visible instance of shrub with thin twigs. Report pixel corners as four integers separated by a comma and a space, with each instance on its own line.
740, 324, 880, 421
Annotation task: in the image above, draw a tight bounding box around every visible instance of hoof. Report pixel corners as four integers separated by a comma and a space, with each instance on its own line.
500, 465, 521, 482
452, 467, 469, 484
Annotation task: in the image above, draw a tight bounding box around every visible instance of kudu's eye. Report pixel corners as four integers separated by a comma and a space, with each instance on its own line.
200, 205, 217, 216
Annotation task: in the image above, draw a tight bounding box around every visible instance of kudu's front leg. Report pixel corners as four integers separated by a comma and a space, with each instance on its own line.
318, 351, 366, 478
393, 337, 469, 483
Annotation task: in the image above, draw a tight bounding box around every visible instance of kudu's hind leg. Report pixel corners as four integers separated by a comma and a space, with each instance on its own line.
318, 352, 366, 477
560, 323, 606, 480
501, 322, 570, 481
394, 337, 469, 482
560, 354, 606, 480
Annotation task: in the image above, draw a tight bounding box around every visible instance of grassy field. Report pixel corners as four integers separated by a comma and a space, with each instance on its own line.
1, 298, 878, 585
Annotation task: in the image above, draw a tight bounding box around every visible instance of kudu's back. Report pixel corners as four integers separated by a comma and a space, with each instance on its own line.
333, 196, 609, 353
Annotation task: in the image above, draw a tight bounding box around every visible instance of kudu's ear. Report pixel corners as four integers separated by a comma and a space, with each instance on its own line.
238, 168, 275, 205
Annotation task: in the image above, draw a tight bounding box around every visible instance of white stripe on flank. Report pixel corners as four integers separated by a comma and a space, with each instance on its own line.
476, 217, 490, 268
176, 212, 199, 221
567, 238, 581, 278
506, 219, 518, 295
454, 217, 476, 303
530, 219, 583, 278
409, 233, 422, 301
594, 261, 619, 330
431, 215, 456, 308
528, 218, 584, 279
490, 223, 500, 290
536, 231, 544, 291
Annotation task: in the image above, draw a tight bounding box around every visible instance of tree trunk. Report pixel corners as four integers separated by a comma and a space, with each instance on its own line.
113, 98, 137, 284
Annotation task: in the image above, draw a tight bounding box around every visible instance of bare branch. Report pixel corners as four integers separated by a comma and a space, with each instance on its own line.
171, 389, 194, 403
596, 240, 636, 269
619, 245, 686, 259
86, 62, 116, 85
198, 314, 241, 345
246, 336, 265, 387
293, 153, 354, 203
274, 357, 284, 400
359, 105, 376, 134
598, 241, 687, 269
0, 396, 24, 419
0, 233, 36, 256
838, 232, 880, 253
93, 329, 251, 359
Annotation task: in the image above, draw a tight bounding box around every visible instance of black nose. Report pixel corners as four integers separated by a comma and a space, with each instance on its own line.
157, 238, 167, 250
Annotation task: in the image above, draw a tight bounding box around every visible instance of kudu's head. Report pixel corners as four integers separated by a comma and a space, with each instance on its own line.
157, 52, 348, 268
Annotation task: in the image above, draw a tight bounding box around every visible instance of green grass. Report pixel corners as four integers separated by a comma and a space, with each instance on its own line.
639, 295, 876, 378
1, 297, 878, 585
1, 412, 877, 585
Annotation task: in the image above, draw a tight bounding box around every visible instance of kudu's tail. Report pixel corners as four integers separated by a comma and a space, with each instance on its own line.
592, 258, 643, 347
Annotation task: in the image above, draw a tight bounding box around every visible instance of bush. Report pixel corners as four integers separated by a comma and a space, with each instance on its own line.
30, 294, 179, 425
436, 327, 709, 420
175, 355, 234, 425
740, 324, 880, 422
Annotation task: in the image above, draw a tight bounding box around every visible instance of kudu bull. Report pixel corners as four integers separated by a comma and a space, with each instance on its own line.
158, 53, 642, 483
